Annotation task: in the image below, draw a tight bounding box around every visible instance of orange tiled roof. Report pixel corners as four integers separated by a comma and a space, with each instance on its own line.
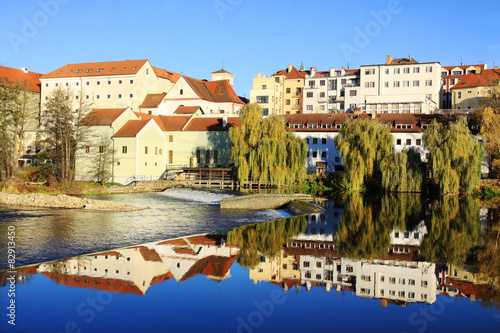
442, 64, 486, 72
42, 59, 149, 79
113, 119, 150, 137
451, 69, 500, 89
0, 66, 43, 93
79, 108, 129, 126
389, 57, 419, 65
158, 115, 192, 131
183, 117, 240, 131
183, 77, 244, 104
152, 67, 181, 83
273, 66, 309, 79
140, 93, 167, 108
134, 112, 166, 131
174, 106, 201, 114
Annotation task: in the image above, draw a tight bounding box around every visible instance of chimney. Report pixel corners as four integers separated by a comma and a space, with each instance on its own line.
222, 116, 227, 127
330, 67, 335, 76
300, 65, 305, 71
310, 66, 316, 77
257, 72, 261, 78
21, 67, 29, 74
341, 67, 345, 76
386, 55, 392, 64
495, 66, 499, 71
371, 111, 376, 119
476, 66, 482, 75
287, 64, 293, 73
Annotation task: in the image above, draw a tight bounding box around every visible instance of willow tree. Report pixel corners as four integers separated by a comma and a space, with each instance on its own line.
229, 103, 307, 185
380, 148, 424, 192
423, 117, 482, 194
335, 118, 393, 191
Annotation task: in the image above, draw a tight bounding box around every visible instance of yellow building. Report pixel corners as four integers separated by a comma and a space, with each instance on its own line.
451, 67, 500, 111
250, 65, 309, 115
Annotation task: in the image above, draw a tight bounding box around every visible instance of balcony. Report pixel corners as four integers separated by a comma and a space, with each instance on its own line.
318, 97, 328, 103
304, 85, 319, 89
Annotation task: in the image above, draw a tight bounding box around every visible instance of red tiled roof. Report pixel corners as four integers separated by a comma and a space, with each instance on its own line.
0, 66, 43, 93
152, 67, 181, 83
42, 60, 149, 79
205, 80, 244, 104
174, 106, 201, 114
186, 235, 221, 246
156, 238, 189, 246
451, 69, 500, 89
183, 117, 240, 131
158, 115, 192, 131
179, 255, 237, 282
388, 57, 419, 65
79, 108, 129, 126
273, 66, 309, 79
133, 112, 166, 131
140, 93, 166, 108
113, 119, 150, 137
442, 64, 486, 72
173, 247, 198, 256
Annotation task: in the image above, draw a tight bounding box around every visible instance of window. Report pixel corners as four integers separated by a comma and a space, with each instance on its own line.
307, 105, 313, 111
389, 277, 396, 284
346, 265, 353, 273
86, 95, 89, 99
169, 135, 173, 143
65, 82, 68, 86
365, 82, 375, 88
285, 99, 290, 105
416, 139, 421, 145
409, 279, 416, 285
206, 149, 210, 163
261, 85, 266, 89
213, 150, 218, 164
426, 66, 433, 73
393, 81, 400, 87
108, 81, 111, 85
396, 139, 401, 145
385, 69, 389, 74
350, 90, 357, 96
130, 94, 133, 98
403, 67, 410, 74
413, 80, 419, 87
85, 69, 92, 73
196, 150, 201, 163
406, 139, 411, 145
303, 261, 310, 268
413, 67, 420, 73
322, 138, 327, 144
168, 150, 173, 164
99, 146, 104, 153
75, 95, 79, 100
107, 95, 110, 99
145, 147, 148, 154
313, 138, 318, 144
384, 82, 389, 88
321, 151, 327, 158
96, 81, 100, 85
118, 94, 122, 98
403, 81, 409, 87
180, 89, 183, 95
389, 290, 396, 296
312, 151, 317, 158
365, 69, 375, 75
421, 281, 428, 288
256, 96, 269, 103
155, 147, 158, 155
286, 88, 291, 94
320, 80, 325, 86
399, 278, 406, 285
306, 92, 313, 98
394, 68, 400, 74
122, 146, 127, 153
425, 80, 432, 86
85, 146, 90, 153
458, 92, 462, 99
398, 291, 405, 297
85, 82, 89, 86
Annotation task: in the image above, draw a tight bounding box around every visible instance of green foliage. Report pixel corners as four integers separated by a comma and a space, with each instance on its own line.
423, 117, 482, 194
420, 196, 481, 266
229, 103, 307, 185
380, 148, 424, 192
227, 215, 307, 269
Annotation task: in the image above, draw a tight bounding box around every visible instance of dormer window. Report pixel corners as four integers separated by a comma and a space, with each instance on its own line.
57, 70, 62, 74
121, 67, 126, 71
96, 68, 104, 72
75, 69, 82, 73
110, 68, 114, 72
68, 70, 72, 74
131, 67, 136, 71
85, 69, 92, 73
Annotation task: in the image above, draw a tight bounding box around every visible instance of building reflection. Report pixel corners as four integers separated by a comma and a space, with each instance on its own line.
16, 197, 491, 307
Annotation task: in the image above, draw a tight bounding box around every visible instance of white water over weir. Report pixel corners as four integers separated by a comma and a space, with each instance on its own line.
159, 187, 239, 204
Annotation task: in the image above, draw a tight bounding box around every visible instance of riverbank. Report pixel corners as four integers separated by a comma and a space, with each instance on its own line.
0, 192, 147, 211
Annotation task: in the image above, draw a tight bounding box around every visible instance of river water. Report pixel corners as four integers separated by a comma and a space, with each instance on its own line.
0, 188, 286, 269
1, 190, 499, 332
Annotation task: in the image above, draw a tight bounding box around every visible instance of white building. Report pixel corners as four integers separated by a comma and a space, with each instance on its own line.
358, 55, 441, 114
303, 67, 361, 114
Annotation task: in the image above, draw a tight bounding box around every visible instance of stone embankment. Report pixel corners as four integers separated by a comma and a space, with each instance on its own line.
0, 192, 147, 212
220, 193, 323, 213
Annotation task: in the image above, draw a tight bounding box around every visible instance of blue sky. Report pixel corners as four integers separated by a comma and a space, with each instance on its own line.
1, 0, 499, 97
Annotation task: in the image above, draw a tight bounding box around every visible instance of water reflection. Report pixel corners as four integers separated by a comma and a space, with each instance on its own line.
9, 194, 493, 310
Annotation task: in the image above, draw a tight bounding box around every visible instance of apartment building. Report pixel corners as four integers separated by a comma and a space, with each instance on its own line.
40, 59, 179, 114
451, 67, 500, 111
440, 64, 487, 110
283, 113, 458, 173
249, 72, 283, 115
250, 65, 309, 115
303, 67, 360, 114
358, 55, 441, 114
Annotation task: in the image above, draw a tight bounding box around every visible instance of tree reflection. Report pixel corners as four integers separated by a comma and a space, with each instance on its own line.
477, 220, 500, 309
336, 193, 426, 259
420, 196, 481, 266
227, 215, 307, 269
